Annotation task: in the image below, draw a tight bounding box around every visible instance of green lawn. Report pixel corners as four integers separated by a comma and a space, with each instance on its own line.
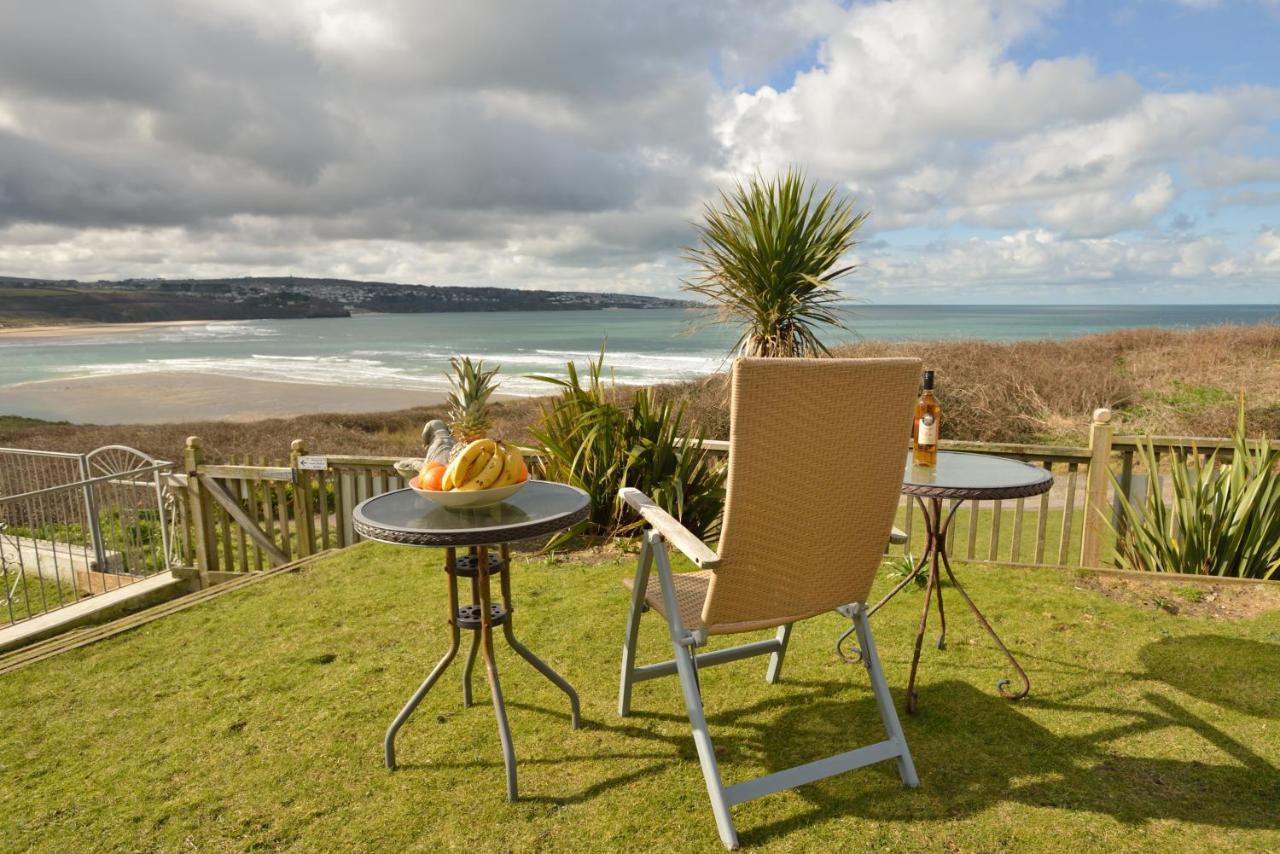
2, 572, 79, 624
2, 544, 1278, 851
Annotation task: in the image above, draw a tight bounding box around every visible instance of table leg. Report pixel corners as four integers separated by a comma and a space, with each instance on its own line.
902, 498, 961, 714
497, 543, 581, 728
385, 547, 461, 770
938, 545, 1031, 701
933, 543, 948, 651
868, 542, 930, 617
478, 545, 519, 802
462, 556, 481, 707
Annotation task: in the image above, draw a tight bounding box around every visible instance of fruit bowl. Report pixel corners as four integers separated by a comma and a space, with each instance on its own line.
408, 476, 526, 509
404, 438, 531, 510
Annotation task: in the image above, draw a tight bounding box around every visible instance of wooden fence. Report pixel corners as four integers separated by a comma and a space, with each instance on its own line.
168, 410, 1262, 587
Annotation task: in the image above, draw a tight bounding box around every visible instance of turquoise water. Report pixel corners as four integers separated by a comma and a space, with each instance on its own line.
2, 305, 1277, 396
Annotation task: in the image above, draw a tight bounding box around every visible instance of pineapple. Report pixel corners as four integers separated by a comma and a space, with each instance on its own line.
445, 356, 500, 445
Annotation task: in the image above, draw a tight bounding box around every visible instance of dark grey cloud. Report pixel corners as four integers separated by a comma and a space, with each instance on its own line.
0, 0, 805, 246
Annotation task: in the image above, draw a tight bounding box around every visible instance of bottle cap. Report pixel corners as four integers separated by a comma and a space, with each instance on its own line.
922, 370, 935, 390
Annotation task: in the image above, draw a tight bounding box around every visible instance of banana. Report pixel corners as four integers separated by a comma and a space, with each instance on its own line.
443, 439, 492, 491
457, 442, 506, 491
463, 447, 493, 482
496, 442, 523, 487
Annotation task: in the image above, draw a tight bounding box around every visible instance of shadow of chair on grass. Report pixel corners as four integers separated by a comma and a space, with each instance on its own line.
1137, 633, 1280, 720
734, 676, 1280, 847
384, 638, 1280, 842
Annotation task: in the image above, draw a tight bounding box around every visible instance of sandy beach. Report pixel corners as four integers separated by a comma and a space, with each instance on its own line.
0, 372, 457, 424
0, 320, 227, 339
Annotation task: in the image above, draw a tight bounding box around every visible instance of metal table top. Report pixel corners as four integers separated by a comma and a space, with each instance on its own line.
902, 451, 1054, 501
352, 480, 590, 548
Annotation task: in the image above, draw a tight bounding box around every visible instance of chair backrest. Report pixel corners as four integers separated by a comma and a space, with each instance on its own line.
701, 357, 921, 633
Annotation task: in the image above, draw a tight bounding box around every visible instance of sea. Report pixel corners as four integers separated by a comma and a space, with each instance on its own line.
2, 305, 1277, 397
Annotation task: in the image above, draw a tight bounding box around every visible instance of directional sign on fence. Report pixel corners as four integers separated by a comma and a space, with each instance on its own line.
297, 456, 328, 471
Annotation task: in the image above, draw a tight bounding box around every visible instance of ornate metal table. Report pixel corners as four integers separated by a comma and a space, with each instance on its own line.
353, 480, 590, 800
869, 452, 1053, 714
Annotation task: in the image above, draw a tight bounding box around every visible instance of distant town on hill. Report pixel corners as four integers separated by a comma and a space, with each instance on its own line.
0, 276, 697, 327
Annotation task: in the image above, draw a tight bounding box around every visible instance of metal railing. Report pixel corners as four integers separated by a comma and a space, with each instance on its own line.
0, 446, 173, 627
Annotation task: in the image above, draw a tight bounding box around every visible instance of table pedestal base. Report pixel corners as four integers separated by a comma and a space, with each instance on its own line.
868, 496, 1031, 714
383, 544, 581, 801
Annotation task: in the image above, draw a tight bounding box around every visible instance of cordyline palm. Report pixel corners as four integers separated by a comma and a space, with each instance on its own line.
684, 168, 867, 357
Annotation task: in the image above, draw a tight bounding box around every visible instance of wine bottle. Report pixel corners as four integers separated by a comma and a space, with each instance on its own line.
913, 370, 940, 467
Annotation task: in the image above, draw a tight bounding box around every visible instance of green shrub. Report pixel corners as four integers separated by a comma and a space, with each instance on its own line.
1109, 406, 1280, 579
529, 351, 726, 544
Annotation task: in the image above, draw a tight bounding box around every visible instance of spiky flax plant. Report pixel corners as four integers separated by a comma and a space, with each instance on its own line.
684, 167, 867, 357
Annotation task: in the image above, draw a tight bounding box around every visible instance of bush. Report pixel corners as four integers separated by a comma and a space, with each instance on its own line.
1109, 405, 1280, 579
529, 352, 726, 544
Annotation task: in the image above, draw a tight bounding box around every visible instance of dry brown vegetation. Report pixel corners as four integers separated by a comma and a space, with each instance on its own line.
3, 323, 1277, 462
659, 323, 1280, 445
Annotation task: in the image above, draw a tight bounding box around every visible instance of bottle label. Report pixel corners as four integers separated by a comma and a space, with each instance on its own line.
917, 414, 938, 446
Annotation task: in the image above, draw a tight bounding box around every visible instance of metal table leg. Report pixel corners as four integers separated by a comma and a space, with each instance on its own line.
385, 547, 461, 769
938, 545, 1031, 701
883, 497, 1030, 713
477, 545, 519, 801
383, 542, 580, 800
497, 543, 581, 728
462, 570, 481, 707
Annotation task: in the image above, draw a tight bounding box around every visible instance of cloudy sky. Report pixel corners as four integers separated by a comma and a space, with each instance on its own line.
1, 0, 1277, 303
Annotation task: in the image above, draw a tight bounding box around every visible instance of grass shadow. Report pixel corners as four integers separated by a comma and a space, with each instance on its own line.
659, 679, 1280, 847
1137, 634, 1280, 719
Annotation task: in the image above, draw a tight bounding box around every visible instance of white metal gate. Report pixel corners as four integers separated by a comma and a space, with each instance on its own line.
0, 445, 173, 626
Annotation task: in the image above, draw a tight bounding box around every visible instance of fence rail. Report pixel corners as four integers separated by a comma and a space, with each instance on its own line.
163, 409, 1257, 587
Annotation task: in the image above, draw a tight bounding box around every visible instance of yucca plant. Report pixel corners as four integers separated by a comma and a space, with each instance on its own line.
1108, 405, 1280, 579
445, 356, 499, 443
684, 167, 867, 357
529, 350, 726, 545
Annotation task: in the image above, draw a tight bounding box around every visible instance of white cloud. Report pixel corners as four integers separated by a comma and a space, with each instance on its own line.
720, 2, 1280, 242
0, 0, 1277, 300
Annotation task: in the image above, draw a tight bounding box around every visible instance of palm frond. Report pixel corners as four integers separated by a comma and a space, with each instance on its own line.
683, 167, 866, 357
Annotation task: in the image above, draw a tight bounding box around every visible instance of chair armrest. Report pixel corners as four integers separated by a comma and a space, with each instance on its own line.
619, 487, 721, 569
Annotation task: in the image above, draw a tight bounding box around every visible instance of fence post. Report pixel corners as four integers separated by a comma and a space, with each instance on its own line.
290, 439, 317, 557
75, 452, 110, 572
183, 436, 214, 588
1080, 408, 1114, 568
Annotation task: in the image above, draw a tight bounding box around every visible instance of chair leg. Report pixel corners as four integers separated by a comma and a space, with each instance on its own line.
653, 537, 739, 849
618, 535, 653, 717
852, 604, 919, 787
764, 623, 792, 684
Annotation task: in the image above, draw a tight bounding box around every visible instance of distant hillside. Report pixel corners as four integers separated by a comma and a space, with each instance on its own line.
0, 276, 697, 327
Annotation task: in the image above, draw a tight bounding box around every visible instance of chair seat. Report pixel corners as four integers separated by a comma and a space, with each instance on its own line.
622, 569, 713, 630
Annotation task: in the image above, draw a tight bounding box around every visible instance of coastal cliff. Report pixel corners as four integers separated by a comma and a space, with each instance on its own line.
0, 276, 697, 327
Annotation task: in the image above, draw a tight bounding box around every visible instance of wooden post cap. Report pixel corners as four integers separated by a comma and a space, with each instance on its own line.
1092, 408, 1112, 424
291, 439, 306, 453
185, 436, 201, 448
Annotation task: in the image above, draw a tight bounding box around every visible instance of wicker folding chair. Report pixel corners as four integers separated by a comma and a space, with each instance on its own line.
617, 357, 922, 849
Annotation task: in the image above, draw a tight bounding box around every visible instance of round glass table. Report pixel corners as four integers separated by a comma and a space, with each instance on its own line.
353, 480, 590, 801
869, 451, 1053, 713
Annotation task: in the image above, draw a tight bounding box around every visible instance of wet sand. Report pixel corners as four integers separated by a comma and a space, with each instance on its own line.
0, 372, 455, 424
0, 320, 225, 339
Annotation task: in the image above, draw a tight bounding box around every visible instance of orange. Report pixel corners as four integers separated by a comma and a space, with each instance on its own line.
421, 462, 446, 491
518, 460, 529, 483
